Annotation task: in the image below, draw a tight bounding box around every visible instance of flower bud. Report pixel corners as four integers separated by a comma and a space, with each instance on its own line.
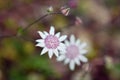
75, 16, 82, 25
47, 6, 53, 13
60, 6, 70, 16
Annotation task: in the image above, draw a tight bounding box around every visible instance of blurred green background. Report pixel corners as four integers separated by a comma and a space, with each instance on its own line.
0, 0, 120, 80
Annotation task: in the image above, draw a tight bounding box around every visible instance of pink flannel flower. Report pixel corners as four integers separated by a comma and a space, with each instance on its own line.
57, 35, 88, 70
36, 26, 67, 59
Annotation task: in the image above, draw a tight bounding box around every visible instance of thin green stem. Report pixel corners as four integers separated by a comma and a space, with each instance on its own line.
23, 12, 61, 31
0, 12, 61, 40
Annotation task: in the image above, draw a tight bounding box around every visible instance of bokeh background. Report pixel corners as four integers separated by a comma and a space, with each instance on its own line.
0, 0, 120, 80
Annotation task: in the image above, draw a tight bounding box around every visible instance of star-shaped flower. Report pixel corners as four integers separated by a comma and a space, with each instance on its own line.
36, 26, 67, 59
57, 35, 88, 70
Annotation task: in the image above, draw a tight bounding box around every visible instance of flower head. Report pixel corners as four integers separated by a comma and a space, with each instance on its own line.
36, 26, 67, 59
57, 35, 88, 70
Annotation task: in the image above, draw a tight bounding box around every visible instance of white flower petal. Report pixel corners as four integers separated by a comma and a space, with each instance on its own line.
49, 26, 55, 35
59, 35, 67, 41
65, 40, 69, 46
57, 55, 65, 61
58, 43, 66, 51
41, 47, 48, 55
80, 49, 88, 54
74, 58, 80, 65
38, 31, 46, 39
80, 42, 87, 49
60, 43, 65, 47
57, 46, 63, 51
76, 39, 80, 45
70, 35, 75, 44
36, 39, 44, 43
64, 58, 70, 64
69, 60, 75, 71
79, 55, 88, 62
53, 49, 59, 57
55, 32, 60, 38
35, 43, 45, 47
44, 31, 49, 36
48, 50, 53, 59
59, 49, 66, 54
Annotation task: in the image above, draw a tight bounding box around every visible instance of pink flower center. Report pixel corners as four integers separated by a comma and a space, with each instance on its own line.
66, 45, 79, 59
45, 35, 59, 49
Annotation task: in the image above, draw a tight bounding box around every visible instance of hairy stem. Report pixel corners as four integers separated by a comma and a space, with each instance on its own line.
0, 12, 61, 40
23, 12, 61, 31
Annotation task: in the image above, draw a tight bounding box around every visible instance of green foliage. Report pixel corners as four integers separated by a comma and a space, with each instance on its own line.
1, 38, 56, 79
19, 55, 54, 76
9, 55, 55, 80
17, 27, 25, 37
10, 69, 27, 80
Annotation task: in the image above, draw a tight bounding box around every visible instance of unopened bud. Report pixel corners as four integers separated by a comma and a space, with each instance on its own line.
60, 6, 70, 16
82, 63, 90, 72
75, 16, 82, 25
47, 6, 53, 13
